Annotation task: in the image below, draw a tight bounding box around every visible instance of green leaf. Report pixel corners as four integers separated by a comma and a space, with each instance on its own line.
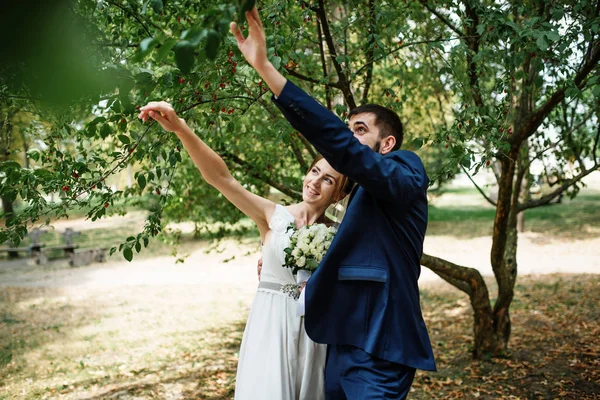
109, 247, 117, 256
149, 0, 163, 14
123, 247, 133, 262
546, 30, 560, 41
118, 135, 130, 145
27, 149, 41, 162
461, 155, 471, 169
272, 56, 282, 70
565, 87, 579, 98
100, 124, 112, 139
205, 30, 221, 60
182, 29, 207, 47
536, 34, 549, 51
135, 72, 154, 85
135, 241, 142, 253
239, 0, 256, 21
140, 37, 158, 53
174, 41, 195, 74
138, 174, 146, 190
155, 38, 177, 61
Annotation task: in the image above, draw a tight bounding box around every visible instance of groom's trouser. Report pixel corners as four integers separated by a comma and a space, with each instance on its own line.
325, 344, 416, 400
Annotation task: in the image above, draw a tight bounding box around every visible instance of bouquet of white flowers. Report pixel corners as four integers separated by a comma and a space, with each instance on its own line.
282, 223, 337, 315
283, 223, 337, 274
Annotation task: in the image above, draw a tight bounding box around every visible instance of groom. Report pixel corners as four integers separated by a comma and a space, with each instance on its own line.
232, 7, 435, 399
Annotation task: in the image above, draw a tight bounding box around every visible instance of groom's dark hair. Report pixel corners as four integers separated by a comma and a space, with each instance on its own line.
348, 104, 404, 151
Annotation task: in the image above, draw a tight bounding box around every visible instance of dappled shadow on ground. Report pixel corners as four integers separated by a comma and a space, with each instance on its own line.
74, 321, 245, 400
413, 274, 600, 399
0, 286, 101, 381
75, 275, 600, 400
2, 275, 598, 399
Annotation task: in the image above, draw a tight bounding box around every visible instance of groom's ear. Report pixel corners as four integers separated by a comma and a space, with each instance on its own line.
379, 135, 396, 155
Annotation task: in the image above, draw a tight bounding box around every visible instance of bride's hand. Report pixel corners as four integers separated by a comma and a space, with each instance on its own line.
138, 101, 188, 134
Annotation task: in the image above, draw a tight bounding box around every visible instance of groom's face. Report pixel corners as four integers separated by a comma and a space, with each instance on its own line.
348, 113, 382, 153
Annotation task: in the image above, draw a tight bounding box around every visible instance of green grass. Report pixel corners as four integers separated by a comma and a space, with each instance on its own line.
427, 191, 600, 239
428, 206, 495, 237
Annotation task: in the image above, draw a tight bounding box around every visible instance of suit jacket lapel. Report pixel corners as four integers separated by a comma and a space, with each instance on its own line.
347, 183, 359, 206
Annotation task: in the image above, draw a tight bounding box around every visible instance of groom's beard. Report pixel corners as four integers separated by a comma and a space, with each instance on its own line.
372, 140, 381, 153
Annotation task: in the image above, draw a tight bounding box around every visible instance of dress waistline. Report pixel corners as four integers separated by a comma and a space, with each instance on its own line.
258, 280, 301, 300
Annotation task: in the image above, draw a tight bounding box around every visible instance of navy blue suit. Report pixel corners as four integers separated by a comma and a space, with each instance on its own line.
273, 81, 435, 398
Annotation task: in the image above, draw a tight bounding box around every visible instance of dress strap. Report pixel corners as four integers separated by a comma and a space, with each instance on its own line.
268, 204, 295, 233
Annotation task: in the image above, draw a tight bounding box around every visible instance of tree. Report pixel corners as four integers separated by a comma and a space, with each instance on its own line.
1, 0, 598, 358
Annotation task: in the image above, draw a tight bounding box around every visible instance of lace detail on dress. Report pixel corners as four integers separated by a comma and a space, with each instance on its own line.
261, 205, 296, 286
268, 204, 295, 234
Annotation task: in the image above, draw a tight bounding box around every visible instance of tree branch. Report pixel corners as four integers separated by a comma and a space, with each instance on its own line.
105, 0, 153, 38
521, 42, 600, 142
354, 36, 470, 77
285, 69, 341, 89
463, 0, 484, 109
315, 0, 356, 109
222, 152, 301, 200
289, 134, 309, 171
460, 165, 497, 206
296, 132, 318, 159
316, 15, 332, 109
361, 0, 376, 104
519, 164, 599, 211
93, 41, 139, 48
419, 0, 463, 36
420, 253, 490, 300
593, 106, 600, 160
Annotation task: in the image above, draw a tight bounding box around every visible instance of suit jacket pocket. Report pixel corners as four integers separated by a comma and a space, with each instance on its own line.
338, 266, 388, 283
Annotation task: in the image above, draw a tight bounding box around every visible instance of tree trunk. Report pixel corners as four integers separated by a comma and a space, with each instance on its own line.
420, 254, 504, 358
516, 211, 525, 232
1, 195, 18, 258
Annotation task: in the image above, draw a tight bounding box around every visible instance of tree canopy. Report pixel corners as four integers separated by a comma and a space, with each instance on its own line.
1, 0, 599, 357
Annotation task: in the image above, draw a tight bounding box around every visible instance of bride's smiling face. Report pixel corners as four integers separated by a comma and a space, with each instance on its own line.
302, 158, 342, 207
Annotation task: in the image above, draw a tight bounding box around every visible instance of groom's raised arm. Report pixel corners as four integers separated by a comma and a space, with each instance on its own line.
272, 81, 427, 206
231, 7, 428, 204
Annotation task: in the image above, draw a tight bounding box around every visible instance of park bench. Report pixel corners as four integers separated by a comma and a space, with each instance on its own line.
0, 228, 47, 262
1, 227, 107, 267
45, 227, 108, 267
43, 228, 81, 256
68, 247, 109, 267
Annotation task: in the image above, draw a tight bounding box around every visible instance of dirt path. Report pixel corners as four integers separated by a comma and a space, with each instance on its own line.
420, 232, 600, 281
1, 233, 597, 289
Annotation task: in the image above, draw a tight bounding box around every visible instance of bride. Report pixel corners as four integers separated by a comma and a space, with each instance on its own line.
138, 102, 350, 399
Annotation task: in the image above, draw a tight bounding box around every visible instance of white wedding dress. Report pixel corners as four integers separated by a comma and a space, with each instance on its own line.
235, 204, 326, 400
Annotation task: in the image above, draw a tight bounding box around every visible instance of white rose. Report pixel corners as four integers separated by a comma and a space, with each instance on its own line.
297, 256, 306, 267
298, 241, 309, 253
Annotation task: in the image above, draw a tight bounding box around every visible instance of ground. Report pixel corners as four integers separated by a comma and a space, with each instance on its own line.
0, 185, 599, 399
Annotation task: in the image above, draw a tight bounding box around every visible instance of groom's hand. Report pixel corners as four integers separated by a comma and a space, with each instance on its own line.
257, 257, 262, 281
230, 7, 286, 97
230, 8, 268, 72
138, 102, 188, 134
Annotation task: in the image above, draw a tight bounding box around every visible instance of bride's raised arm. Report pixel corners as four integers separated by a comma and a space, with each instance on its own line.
138, 101, 275, 240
